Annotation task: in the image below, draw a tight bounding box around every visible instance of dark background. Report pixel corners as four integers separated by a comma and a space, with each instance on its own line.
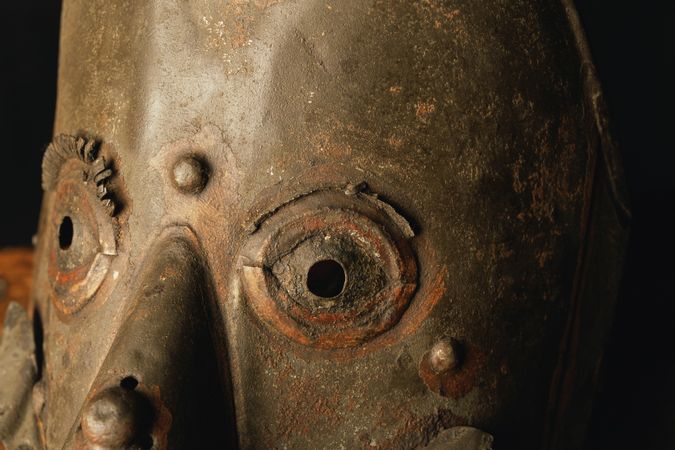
0, 1, 672, 449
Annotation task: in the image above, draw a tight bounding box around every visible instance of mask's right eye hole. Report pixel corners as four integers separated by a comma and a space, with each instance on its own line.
240, 186, 417, 350
58, 216, 74, 250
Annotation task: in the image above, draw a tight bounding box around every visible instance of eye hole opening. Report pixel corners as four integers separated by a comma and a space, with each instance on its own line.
58, 216, 74, 250
306, 259, 346, 298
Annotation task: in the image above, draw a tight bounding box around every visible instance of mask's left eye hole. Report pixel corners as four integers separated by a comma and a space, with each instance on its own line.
42, 135, 118, 315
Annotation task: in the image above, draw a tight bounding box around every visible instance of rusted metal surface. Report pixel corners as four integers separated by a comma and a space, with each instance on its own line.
0, 0, 629, 449
425, 426, 494, 450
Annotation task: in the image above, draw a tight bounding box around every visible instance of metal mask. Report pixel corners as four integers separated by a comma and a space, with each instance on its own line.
0, 1, 629, 449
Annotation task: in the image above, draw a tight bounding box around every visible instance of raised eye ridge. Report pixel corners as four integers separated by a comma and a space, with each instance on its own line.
42, 134, 119, 315
239, 187, 417, 349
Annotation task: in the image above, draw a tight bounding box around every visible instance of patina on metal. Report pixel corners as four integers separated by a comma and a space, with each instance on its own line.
0, 0, 629, 449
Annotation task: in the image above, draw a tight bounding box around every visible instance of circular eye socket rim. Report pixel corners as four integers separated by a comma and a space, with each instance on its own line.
240, 189, 417, 349
47, 169, 117, 316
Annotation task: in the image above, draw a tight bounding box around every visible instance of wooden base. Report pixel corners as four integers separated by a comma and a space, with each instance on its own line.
0, 247, 34, 333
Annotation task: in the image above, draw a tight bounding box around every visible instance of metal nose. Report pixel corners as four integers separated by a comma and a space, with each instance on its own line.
62, 231, 237, 449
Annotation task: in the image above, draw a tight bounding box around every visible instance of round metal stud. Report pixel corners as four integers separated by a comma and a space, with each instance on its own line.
428, 338, 460, 374
80, 387, 143, 447
171, 156, 209, 194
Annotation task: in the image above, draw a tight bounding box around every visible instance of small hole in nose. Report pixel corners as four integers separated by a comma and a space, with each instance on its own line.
58, 216, 74, 250
120, 376, 139, 390
307, 259, 346, 298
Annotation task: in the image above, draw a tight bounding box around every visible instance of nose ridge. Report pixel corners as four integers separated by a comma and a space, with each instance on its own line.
63, 231, 237, 449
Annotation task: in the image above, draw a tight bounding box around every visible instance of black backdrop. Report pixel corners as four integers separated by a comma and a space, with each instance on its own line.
575, 3, 675, 449
0, 2, 60, 246
0, 2, 672, 449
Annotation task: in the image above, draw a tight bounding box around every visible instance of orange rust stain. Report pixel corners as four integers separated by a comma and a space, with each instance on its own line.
415, 99, 437, 122
512, 116, 583, 226
271, 369, 343, 443
512, 154, 526, 194
313, 129, 353, 158
387, 135, 404, 150
490, 241, 514, 261
415, 1, 466, 41
198, 0, 284, 75
537, 248, 554, 268
0, 248, 33, 332
444, 9, 461, 21
145, 384, 173, 450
